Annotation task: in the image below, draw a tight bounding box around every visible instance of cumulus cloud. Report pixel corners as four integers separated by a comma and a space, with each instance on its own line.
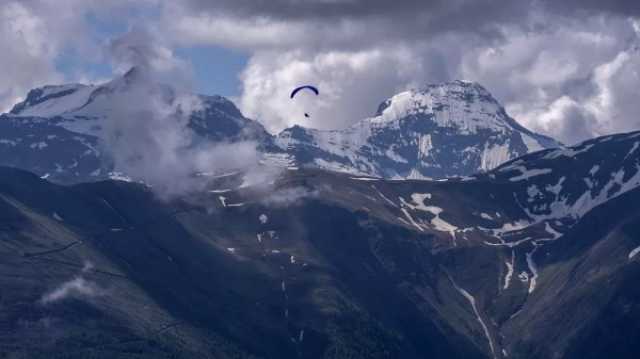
0, 0, 146, 111
159, 0, 640, 144
108, 27, 194, 88
462, 17, 640, 144
239, 47, 428, 132
0, 2, 63, 112
2, 0, 640, 145
101, 28, 264, 197
40, 277, 102, 304
234, 24, 638, 139
40, 261, 102, 304
0, 4, 277, 197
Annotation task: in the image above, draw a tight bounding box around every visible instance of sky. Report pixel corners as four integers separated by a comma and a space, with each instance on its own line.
1, 0, 640, 145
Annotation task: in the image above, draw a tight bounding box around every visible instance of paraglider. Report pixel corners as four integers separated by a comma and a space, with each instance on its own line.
290, 85, 319, 118
290, 85, 319, 99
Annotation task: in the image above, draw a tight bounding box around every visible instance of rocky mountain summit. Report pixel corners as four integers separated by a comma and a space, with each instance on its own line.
277, 80, 559, 179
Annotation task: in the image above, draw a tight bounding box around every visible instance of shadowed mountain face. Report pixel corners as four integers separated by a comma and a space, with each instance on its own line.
1, 76, 558, 184
0, 130, 638, 358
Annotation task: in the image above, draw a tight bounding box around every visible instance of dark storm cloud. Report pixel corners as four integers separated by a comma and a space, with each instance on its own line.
179, 0, 531, 41
182, 0, 640, 20
180, 0, 639, 34
185, 0, 524, 21
169, 0, 640, 57
547, 0, 640, 17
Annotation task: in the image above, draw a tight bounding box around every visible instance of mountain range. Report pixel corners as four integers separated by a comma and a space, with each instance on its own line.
1, 70, 559, 184
1, 71, 639, 359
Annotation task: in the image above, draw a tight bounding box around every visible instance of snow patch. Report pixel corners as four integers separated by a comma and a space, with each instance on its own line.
209, 189, 232, 193
625, 141, 639, 160
521, 133, 544, 152
401, 194, 458, 241
480, 143, 512, 172
418, 134, 433, 159
504, 251, 515, 290
0, 139, 18, 146
509, 167, 552, 182
108, 172, 133, 182
29, 141, 48, 150
400, 208, 424, 232
350, 176, 380, 181
372, 185, 397, 207
526, 247, 539, 293
448, 275, 497, 359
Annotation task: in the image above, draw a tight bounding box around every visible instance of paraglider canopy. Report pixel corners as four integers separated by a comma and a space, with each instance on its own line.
290, 85, 319, 99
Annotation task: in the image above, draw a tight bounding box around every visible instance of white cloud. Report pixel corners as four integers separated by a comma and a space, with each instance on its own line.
480, 19, 640, 144
1, 11, 275, 197
2, 0, 639, 146
239, 48, 428, 132
587, 48, 640, 135
39, 261, 100, 304
0, 2, 63, 112
457, 17, 637, 142
231, 13, 640, 143
0, 0, 158, 112
99, 29, 266, 197
41, 277, 102, 304
260, 186, 319, 206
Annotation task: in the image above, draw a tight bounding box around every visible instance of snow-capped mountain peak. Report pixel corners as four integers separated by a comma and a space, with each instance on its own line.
374, 80, 541, 140
1, 68, 274, 184
9, 67, 169, 121
276, 80, 561, 179
3, 75, 560, 183
9, 83, 96, 118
